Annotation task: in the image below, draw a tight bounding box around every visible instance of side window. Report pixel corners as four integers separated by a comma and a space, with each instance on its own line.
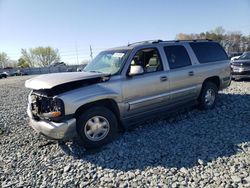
190, 42, 228, 63
130, 48, 163, 73
164, 45, 192, 69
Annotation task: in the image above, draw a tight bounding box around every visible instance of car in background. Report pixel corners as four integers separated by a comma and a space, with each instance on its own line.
9, 70, 29, 76
231, 55, 241, 61
231, 51, 250, 80
50, 62, 66, 67
229, 52, 243, 61
0, 72, 8, 78
77, 64, 87, 72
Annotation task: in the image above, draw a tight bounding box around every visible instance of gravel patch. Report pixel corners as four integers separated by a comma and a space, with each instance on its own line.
0, 76, 250, 187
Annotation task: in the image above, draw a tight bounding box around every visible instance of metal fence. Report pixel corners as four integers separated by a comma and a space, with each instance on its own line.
0, 65, 83, 76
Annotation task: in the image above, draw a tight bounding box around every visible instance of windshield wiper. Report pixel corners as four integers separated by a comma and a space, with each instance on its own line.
89, 70, 104, 73
83, 70, 111, 76
82, 69, 102, 73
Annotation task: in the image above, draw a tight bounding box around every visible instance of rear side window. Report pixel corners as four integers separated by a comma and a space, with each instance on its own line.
190, 42, 228, 63
164, 45, 192, 69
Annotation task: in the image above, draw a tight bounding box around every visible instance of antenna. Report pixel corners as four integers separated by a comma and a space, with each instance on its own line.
90, 45, 93, 61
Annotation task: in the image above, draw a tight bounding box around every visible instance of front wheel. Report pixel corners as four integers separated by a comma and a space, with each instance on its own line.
76, 106, 118, 149
199, 82, 218, 110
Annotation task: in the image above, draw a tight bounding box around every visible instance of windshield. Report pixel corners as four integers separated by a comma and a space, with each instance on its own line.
84, 50, 130, 75
238, 52, 250, 60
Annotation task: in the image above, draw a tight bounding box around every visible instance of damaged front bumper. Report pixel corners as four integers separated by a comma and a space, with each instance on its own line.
27, 104, 76, 140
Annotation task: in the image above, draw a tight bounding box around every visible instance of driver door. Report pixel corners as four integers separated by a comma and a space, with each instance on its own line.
121, 48, 170, 117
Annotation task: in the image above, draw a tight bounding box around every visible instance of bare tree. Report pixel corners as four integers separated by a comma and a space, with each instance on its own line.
21, 47, 60, 67
32, 47, 60, 67
175, 33, 193, 40
21, 49, 36, 67
176, 26, 250, 54
0, 52, 8, 68
212, 26, 225, 36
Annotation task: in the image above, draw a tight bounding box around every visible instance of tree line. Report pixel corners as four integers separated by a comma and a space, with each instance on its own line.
176, 26, 250, 54
0, 46, 60, 68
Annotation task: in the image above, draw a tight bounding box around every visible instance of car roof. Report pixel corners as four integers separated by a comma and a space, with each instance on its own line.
243, 51, 250, 54
105, 39, 215, 51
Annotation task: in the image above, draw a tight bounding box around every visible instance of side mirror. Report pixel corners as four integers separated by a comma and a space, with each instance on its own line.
128, 65, 144, 76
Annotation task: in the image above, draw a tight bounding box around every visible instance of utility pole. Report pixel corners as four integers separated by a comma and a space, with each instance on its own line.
90, 45, 93, 61
75, 41, 79, 65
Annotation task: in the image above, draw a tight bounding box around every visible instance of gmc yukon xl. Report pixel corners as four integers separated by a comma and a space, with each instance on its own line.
25, 39, 231, 149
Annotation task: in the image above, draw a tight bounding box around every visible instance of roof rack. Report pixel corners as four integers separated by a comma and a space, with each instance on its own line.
128, 40, 163, 46
127, 39, 213, 46
169, 39, 213, 43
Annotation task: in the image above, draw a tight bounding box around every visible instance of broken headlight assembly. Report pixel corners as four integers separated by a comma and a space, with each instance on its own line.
30, 93, 65, 121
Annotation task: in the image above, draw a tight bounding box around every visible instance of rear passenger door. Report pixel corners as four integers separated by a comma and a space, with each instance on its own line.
164, 44, 198, 103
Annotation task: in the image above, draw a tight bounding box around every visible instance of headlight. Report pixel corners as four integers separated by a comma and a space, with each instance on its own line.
41, 98, 64, 118
30, 93, 65, 120
42, 98, 65, 118
232, 66, 244, 72
42, 111, 62, 118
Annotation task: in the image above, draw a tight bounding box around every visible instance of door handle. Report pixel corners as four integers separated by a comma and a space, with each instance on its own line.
160, 76, 168, 81
188, 71, 194, 76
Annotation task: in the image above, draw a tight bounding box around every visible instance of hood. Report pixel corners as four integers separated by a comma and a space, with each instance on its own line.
25, 72, 109, 90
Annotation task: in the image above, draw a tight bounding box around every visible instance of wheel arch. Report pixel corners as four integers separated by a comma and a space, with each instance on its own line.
74, 99, 123, 129
202, 76, 220, 90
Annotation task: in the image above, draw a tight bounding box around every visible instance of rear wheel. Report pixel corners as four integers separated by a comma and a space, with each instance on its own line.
199, 82, 218, 110
76, 106, 118, 149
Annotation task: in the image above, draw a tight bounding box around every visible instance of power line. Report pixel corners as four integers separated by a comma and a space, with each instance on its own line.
75, 42, 79, 64
2, 48, 106, 57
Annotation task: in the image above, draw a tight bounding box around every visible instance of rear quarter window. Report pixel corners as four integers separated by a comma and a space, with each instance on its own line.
190, 42, 228, 63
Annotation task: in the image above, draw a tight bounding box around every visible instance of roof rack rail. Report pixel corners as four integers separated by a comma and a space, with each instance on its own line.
127, 39, 214, 46
191, 38, 213, 42
128, 39, 162, 46
161, 39, 214, 43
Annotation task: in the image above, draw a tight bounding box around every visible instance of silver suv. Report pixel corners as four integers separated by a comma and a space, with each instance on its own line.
25, 39, 231, 149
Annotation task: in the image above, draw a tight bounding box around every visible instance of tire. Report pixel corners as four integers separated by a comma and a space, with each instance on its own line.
76, 106, 118, 149
198, 82, 218, 110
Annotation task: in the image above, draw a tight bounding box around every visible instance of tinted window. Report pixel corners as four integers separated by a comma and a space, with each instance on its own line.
164, 45, 192, 69
190, 42, 228, 63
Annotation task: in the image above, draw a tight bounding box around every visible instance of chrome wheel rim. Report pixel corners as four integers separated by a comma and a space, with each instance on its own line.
205, 89, 215, 106
84, 116, 110, 142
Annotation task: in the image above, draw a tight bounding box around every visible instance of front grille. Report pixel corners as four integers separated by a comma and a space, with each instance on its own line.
232, 71, 250, 75
231, 63, 250, 67
30, 93, 64, 120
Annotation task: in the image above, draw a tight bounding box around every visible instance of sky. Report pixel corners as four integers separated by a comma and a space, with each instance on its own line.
0, 0, 250, 64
